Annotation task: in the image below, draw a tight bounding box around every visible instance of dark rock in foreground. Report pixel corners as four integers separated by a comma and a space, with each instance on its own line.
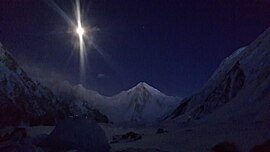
250, 139, 270, 152
111, 131, 143, 144
212, 141, 239, 152
91, 109, 110, 123
156, 128, 168, 134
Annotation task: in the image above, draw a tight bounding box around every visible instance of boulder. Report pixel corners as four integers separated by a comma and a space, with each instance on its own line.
156, 128, 168, 134
43, 118, 110, 152
111, 131, 143, 144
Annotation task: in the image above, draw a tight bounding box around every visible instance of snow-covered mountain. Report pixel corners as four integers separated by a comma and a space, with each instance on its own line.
105, 82, 180, 124
46, 81, 180, 125
0, 44, 64, 126
0, 43, 108, 126
45, 80, 109, 123
166, 27, 270, 123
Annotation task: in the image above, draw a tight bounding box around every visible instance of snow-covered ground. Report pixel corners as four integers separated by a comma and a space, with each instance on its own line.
11, 119, 269, 152
100, 121, 270, 152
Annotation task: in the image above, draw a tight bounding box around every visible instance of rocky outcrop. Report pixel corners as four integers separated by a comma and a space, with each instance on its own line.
0, 43, 109, 126
167, 27, 270, 123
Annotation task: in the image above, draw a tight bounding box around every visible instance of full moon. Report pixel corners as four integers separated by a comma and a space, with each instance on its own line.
76, 26, 85, 36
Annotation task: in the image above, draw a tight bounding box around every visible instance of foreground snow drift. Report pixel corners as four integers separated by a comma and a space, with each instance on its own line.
101, 122, 270, 152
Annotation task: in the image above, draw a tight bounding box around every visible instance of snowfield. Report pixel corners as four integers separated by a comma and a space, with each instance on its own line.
24, 121, 270, 152
100, 121, 269, 152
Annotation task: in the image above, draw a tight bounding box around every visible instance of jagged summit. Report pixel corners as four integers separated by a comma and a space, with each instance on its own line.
134, 82, 151, 88
98, 82, 180, 124
127, 82, 164, 96
135, 82, 153, 88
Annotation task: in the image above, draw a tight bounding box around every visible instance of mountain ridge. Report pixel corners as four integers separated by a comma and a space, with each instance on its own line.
44, 80, 180, 125
166, 27, 270, 123
0, 43, 109, 126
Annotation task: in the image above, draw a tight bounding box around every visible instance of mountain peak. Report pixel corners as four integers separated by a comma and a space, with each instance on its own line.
109, 82, 179, 124
135, 82, 152, 89
128, 82, 164, 96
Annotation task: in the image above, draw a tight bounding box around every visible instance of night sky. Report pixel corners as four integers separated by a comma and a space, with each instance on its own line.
0, 0, 270, 97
